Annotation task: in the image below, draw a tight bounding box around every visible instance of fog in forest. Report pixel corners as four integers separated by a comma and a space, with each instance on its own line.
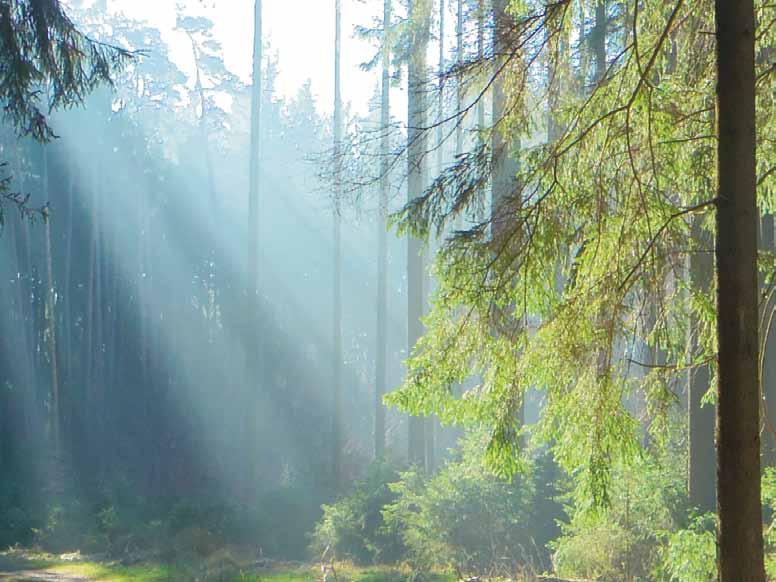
0, 1, 774, 581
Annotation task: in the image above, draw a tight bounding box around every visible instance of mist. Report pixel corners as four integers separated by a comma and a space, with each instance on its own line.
0, 1, 774, 581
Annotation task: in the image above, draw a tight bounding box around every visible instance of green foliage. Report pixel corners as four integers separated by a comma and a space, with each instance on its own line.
656, 514, 717, 582
552, 452, 687, 581
253, 485, 324, 560
0, 0, 130, 141
384, 0, 776, 513
761, 468, 776, 579
0, 478, 36, 548
310, 461, 404, 565
383, 434, 538, 573
34, 499, 100, 553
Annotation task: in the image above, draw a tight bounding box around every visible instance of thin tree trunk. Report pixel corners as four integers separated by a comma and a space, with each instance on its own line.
593, 1, 606, 83
42, 149, 60, 455
491, 0, 523, 431
476, 0, 485, 145
63, 171, 74, 409
456, 0, 463, 164
375, 0, 391, 461
688, 218, 715, 513
714, 0, 764, 578
245, 0, 263, 498
424, 0, 449, 475
22, 218, 37, 430
332, 0, 344, 487
761, 214, 776, 467
407, 0, 431, 469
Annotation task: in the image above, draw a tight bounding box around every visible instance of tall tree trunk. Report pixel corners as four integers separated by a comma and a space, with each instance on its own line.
476, 0, 485, 145
436, 0, 445, 178
63, 171, 74, 420
375, 0, 391, 461
85, 163, 98, 475
95, 161, 105, 476
491, 0, 522, 431
42, 148, 60, 455
593, 1, 606, 83
455, 0, 463, 163
21, 215, 37, 438
688, 218, 716, 513
332, 0, 344, 487
714, 0, 764, 578
245, 0, 263, 498
761, 214, 776, 467
407, 0, 431, 469
424, 0, 449, 474
8, 191, 30, 451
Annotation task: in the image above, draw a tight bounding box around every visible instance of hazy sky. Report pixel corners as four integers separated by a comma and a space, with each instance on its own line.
97, 0, 382, 116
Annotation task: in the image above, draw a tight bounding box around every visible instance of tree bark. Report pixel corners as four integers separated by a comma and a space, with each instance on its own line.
714, 0, 764, 579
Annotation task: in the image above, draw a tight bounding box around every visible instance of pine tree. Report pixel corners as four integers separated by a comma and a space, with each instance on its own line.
714, 0, 765, 577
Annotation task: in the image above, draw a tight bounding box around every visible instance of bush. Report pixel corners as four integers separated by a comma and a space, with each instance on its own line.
253, 484, 324, 560
34, 499, 101, 553
551, 452, 687, 581
383, 434, 537, 574
310, 460, 404, 565
656, 514, 716, 582
0, 478, 36, 548
761, 467, 776, 579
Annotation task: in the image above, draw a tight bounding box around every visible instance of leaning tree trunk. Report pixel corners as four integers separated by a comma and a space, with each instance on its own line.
714, 0, 765, 579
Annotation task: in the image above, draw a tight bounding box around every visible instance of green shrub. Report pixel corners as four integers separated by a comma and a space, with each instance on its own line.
552, 452, 686, 581
310, 461, 404, 565
253, 485, 324, 560
761, 467, 776, 579
553, 518, 633, 581
34, 499, 101, 553
656, 514, 716, 582
383, 434, 536, 573
0, 478, 37, 548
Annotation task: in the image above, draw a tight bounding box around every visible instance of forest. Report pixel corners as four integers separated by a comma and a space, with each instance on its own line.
0, 0, 773, 580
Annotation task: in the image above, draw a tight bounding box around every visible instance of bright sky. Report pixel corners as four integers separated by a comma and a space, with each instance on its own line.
100, 0, 382, 116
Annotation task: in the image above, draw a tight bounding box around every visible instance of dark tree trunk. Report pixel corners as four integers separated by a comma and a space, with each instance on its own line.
688, 218, 716, 513
714, 0, 764, 579
593, 1, 606, 83
761, 215, 776, 467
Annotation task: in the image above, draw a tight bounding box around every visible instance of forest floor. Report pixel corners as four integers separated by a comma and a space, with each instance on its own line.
0, 550, 459, 581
